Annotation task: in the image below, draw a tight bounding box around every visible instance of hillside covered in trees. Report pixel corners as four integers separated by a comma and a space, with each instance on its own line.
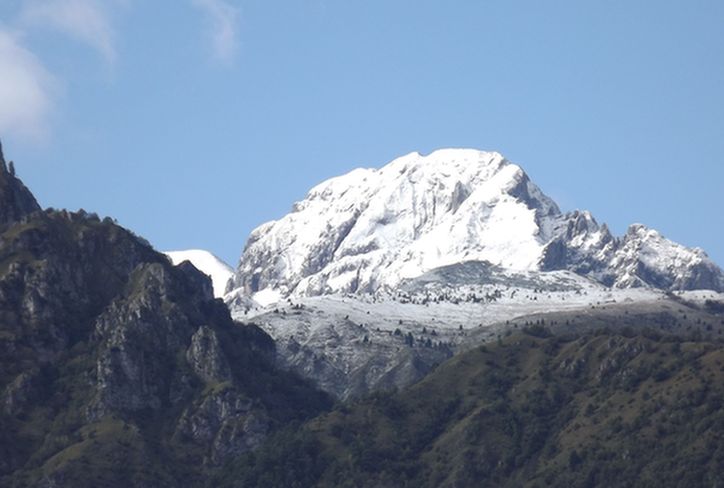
218, 324, 724, 488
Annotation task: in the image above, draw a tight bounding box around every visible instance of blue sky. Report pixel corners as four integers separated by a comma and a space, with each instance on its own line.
1, 1, 723, 267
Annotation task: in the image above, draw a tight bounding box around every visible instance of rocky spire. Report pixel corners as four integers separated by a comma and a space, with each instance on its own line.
0, 138, 42, 227
0, 139, 8, 173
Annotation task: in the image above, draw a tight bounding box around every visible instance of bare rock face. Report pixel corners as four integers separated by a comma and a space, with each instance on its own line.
2, 370, 39, 416
186, 326, 232, 384
83, 260, 326, 470
176, 387, 269, 465
90, 263, 196, 417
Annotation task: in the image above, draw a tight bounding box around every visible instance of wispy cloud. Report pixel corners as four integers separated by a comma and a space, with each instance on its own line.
20, 0, 117, 64
1, 1, 240, 142
191, 0, 241, 64
0, 0, 117, 141
0, 28, 56, 140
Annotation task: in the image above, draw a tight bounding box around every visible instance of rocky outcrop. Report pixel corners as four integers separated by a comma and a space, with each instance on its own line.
271, 323, 454, 400
88, 261, 284, 466
0, 141, 41, 228
540, 217, 724, 292
176, 388, 269, 465
186, 326, 231, 383
2, 370, 39, 416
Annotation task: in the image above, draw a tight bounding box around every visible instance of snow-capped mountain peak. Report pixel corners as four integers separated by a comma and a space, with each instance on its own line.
227, 149, 723, 304
609, 224, 721, 290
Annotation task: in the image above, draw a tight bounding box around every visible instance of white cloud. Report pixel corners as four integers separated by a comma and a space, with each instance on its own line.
0, 0, 117, 141
0, 29, 56, 140
191, 0, 241, 64
20, 0, 116, 64
0, 1, 240, 141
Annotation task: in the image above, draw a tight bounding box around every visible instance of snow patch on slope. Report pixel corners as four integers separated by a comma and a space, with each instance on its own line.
232, 274, 668, 398
165, 249, 233, 298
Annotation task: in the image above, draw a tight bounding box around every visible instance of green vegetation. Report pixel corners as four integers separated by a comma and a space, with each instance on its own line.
0, 210, 331, 487
218, 330, 724, 488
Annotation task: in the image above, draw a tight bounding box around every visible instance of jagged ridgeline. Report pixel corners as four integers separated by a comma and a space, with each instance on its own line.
0, 144, 331, 487
228, 149, 723, 302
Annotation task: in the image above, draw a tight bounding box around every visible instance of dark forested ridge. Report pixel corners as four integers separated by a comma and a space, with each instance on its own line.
0, 148, 330, 487
219, 325, 724, 488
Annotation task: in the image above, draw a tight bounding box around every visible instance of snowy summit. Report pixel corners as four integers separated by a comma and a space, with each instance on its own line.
227, 149, 724, 304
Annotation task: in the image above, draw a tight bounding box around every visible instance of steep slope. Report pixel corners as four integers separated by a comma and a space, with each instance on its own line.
0, 151, 331, 487
228, 149, 560, 300
235, 282, 724, 399
218, 324, 724, 488
165, 249, 234, 298
540, 217, 723, 291
227, 149, 723, 303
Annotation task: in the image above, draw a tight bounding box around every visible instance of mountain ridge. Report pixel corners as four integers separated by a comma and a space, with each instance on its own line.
217, 327, 724, 488
0, 145, 331, 486
165, 249, 234, 298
